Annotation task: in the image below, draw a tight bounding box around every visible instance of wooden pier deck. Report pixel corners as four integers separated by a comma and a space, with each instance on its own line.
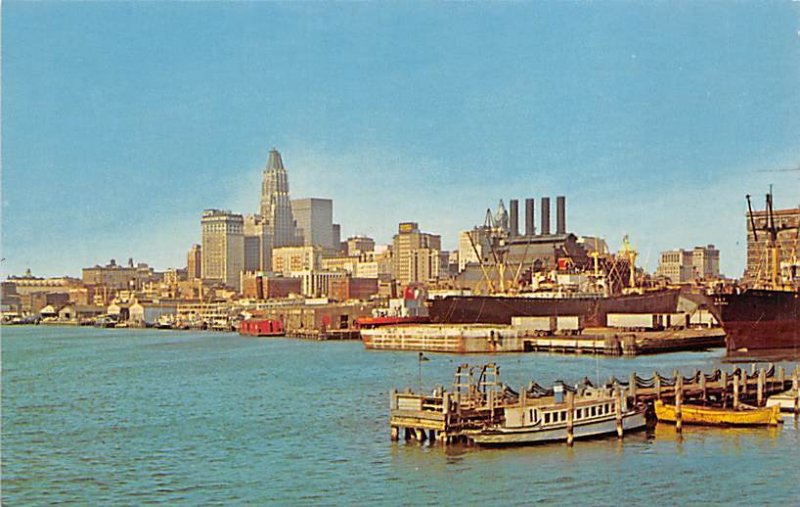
390, 363, 799, 446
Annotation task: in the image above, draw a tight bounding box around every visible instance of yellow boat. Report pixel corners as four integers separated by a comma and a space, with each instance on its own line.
654, 400, 781, 427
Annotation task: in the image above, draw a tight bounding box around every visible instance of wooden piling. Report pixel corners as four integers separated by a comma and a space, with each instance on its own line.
699, 372, 707, 403
793, 367, 799, 415
740, 370, 747, 399
629, 372, 637, 400
733, 373, 740, 410
566, 390, 575, 446
654, 371, 661, 401
675, 373, 683, 433
721, 370, 728, 408
614, 388, 624, 438
757, 368, 765, 407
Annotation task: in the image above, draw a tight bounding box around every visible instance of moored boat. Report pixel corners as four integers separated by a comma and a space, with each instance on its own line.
766, 389, 800, 413
654, 400, 781, 427
469, 385, 647, 446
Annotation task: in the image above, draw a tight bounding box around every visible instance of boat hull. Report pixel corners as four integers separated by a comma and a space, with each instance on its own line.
715, 290, 799, 356
430, 290, 687, 327
470, 410, 647, 446
654, 400, 781, 426
766, 390, 799, 413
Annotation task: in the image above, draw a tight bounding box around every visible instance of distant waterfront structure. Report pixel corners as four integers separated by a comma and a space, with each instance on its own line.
201, 209, 244, 291
82, 259, 157, 291
745, 205, 800, 281
291, 198, 337, 250
656, 245, 720, 283
187, 244, 202, 280
392, 222, 441, 286
260, 148, 301, 248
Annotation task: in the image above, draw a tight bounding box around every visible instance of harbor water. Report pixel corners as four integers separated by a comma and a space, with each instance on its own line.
2, 326, 798, 505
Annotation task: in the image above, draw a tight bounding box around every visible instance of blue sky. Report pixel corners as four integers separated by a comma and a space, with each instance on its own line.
3, 2, 799, 278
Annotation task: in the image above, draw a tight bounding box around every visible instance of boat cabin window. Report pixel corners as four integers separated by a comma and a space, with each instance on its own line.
545, 413, 551, 424
577, 408, 583, 419
560, 411, 566, 422
591, 407, 596, 417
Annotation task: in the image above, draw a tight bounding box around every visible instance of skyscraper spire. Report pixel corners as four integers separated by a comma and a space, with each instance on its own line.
260, 148, 298, 248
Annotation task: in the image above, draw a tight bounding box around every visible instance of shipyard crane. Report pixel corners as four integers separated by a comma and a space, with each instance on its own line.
618, 235, 639, 292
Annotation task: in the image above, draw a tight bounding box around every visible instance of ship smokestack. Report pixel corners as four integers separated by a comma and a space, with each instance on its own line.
556, 195, 566, 234
525, 198, 535, 236
509, 199, 519, 237
541, 197, 551, 235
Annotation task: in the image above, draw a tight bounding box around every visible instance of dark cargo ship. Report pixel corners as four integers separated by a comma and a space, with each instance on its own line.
715, 191, 800, 359
715, 289, 799, 358
430, 289, 698, 327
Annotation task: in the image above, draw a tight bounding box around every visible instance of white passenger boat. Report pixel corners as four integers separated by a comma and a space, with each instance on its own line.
468, 384, 647, 446
766, 388, 799, 413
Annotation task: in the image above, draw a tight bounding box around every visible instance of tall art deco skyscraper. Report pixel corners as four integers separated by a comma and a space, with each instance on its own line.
260, 148, 300, 248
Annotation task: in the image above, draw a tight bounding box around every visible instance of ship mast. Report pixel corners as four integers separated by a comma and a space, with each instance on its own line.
746, 190, 799, 290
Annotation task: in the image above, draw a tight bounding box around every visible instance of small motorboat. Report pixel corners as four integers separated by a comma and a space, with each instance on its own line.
654, 400, 781, 427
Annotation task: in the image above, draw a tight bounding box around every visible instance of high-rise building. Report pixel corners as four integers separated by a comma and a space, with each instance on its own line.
656, 245, 720, 283
291, 198, 334, 249
271, 245, 325, 276
745, 206, 800, 280
692, 245, 720, 280
392, 222, 441, 286
458, 228, 491, 272
243, 214, 271, 272
332, 223, 341, 253
346, 235, 375, 257
187, 244, 202, 280
201, 209, 245, 291
260, 149, 300, 248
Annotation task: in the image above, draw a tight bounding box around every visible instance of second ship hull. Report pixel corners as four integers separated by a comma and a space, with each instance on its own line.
716, 289, 799, 357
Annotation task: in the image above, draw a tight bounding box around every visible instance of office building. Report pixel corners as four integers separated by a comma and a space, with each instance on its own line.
392, 222, 441, 286
656, 245, 719, 283
187, 244, 202, 280
243, 214, 272, 272
201, 209, 244, 291
291, 198, 335, 249
260, 148, 300, 248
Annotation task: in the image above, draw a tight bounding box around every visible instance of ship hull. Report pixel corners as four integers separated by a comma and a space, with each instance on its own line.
429, 290, 686, 327
716, 290, 799, 357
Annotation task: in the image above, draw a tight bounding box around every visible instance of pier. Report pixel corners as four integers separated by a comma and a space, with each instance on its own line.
364, 324, 725, 355
390, 363, 799, 445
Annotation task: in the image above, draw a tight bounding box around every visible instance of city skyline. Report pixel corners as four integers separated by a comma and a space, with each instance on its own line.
3, 3, 800, 278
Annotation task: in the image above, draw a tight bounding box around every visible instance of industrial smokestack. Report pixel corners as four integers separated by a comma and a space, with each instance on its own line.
541, 197, 551, 235
556, 195, 566, 234
509, 199, 519, 237
525, 198, 535, 236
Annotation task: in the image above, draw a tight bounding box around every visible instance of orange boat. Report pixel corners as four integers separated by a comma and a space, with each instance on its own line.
654, 400, 781, 427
